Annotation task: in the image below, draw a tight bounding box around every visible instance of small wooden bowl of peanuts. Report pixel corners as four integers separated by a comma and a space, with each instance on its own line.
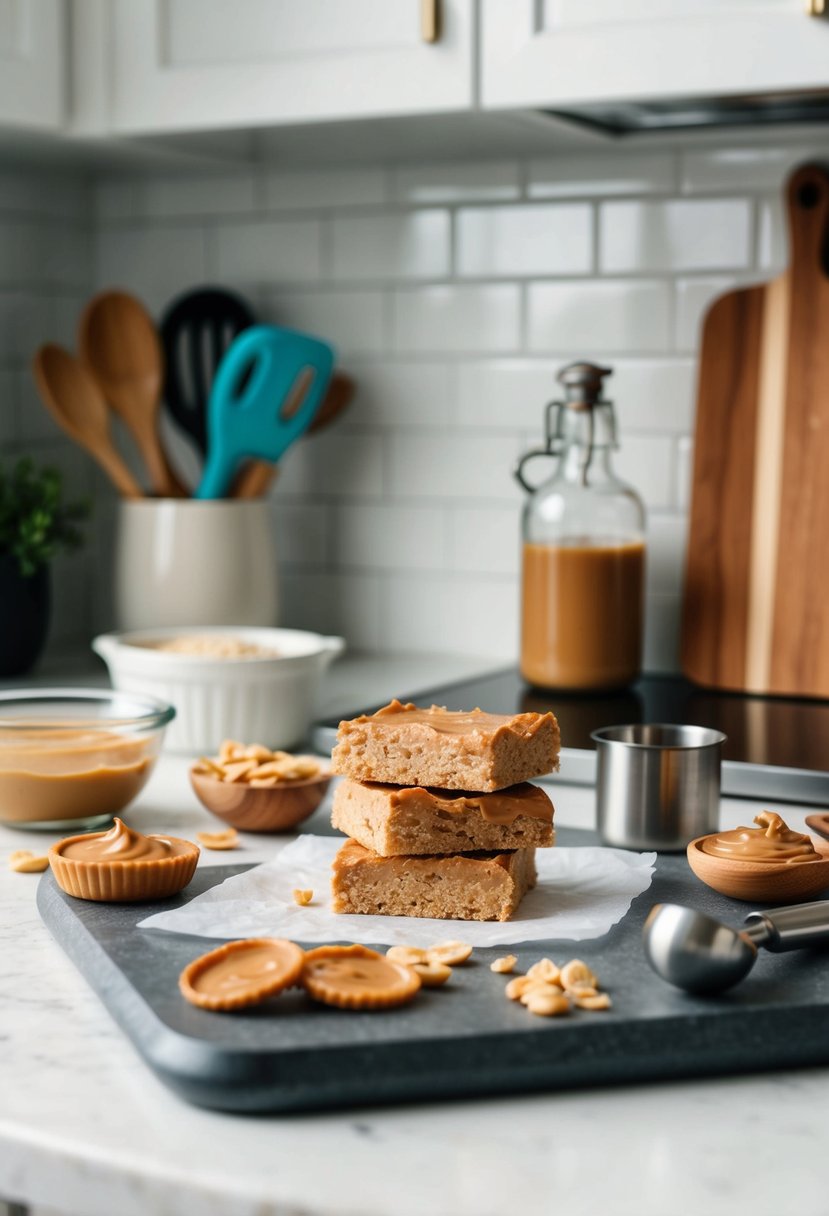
189, 740, 331, 832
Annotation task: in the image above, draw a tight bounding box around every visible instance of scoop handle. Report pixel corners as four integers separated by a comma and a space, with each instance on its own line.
745, 901, 829, 952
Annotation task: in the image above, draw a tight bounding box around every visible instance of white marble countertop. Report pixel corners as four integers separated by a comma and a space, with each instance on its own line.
1, 654, 828, 1216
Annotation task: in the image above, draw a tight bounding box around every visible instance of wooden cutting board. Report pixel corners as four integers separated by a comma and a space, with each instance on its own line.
681, 162, 829, 698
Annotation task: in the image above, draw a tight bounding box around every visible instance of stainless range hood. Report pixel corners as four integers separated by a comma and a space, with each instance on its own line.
545, 89, 829, 136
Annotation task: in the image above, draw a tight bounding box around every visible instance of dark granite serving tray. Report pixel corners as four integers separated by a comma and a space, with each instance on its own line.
37, 827, 829, 1114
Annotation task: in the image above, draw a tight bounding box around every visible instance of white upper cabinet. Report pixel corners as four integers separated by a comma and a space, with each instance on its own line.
0, 0, 64, 129
105, 0, 474, 134
481, 0, 829, 111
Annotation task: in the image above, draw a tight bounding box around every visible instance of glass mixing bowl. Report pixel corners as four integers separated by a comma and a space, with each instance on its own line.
0, 689, 175, 831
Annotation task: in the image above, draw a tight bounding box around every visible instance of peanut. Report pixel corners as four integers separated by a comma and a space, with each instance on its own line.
8, 850, 49, 874
490, 955, 517, 974
292, 889, 314, 906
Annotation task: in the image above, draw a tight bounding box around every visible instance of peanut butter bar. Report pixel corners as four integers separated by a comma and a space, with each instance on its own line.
331, 839, 537, 922
331, 700, 560, 792
332, 778, 555, 857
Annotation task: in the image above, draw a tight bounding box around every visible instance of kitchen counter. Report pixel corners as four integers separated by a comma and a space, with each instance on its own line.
1, 654, 827, 1216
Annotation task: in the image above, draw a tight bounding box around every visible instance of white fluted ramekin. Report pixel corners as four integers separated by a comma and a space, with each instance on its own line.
92, 627, 345, 755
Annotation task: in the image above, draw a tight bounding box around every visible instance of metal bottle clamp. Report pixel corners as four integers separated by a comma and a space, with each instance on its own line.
513, 361, 617, 493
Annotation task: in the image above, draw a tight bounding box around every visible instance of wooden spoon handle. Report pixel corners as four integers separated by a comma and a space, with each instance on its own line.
233, 460, 277, 500
131, 423, 189, 498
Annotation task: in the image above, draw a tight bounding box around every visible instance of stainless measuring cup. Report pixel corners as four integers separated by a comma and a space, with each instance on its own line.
591, 723, 726, 851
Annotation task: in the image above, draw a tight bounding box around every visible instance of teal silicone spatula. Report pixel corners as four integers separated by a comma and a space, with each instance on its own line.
195, 325, 334, 499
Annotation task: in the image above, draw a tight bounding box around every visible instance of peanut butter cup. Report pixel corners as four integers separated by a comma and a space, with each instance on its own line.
49, 817, 199, 902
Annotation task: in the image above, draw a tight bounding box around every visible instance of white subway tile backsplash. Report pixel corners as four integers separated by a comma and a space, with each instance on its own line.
393, 161, 520, 204
528, 280, 671, 354
449, 506, 521, 576
214, 219, 321, 284
0, 224, 86, 288
263, 289, 387, 356
266, 169, 388, 211
345, 361, 455, 428
456, 204, 592, 278
94, 180, 138, 222
334, 503, 446, 572
0, 370, 15, 442
676, 436, 695, 512
140, 172, 258, 218
387, 432, 525, 503
269, 501, 329, 568
280, 570, 382, 650
615, 435, 674, 510
0, 173, 90, 220
529, 152, 675, 199
646, 513, 688, 596
15, 370, 60, 444
96, 224, 206, 312
457, 360, 552, 431
643, 593, 681, 674
331, 211, 450, 281
610, 360, 696, 433
381, 572, 518, 659
674, 276, 738, 353
601, 200, 751, 274
681, 147, 816, 194
275, 430, 385, 499
757, 196, 787, 271
394, 284, 521, 353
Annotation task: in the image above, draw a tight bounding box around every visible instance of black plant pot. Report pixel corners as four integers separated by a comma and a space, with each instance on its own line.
0, 556, 51, 677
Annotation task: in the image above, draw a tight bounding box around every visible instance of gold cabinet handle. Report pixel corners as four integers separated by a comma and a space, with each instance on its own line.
806, 0, 827, 15
421, 0, 440, 43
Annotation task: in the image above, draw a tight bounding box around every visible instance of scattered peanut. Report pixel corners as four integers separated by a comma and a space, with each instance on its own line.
506, 957, 610, 1018
196, 829, 239, 851
427, 940, 473, 966
386, 946, 428, 967
519, 983, 564, 1006
526, 958, 560, 985
412, 960, 452, 987
8, 850, 49, 874
559, 959, 598, 992
524, 990, 571, 1018
505, 975, 537, 1001
573, 992, 612, 1011
490, 955, 517, 974
292, 889, 314, 906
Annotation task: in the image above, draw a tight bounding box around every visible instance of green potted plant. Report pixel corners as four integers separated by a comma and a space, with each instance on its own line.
0, 458, 90, 676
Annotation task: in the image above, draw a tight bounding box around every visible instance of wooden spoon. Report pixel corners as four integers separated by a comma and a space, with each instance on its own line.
232, 371, 355, 500
32, 345, 143, 498
79, 291, 187, 498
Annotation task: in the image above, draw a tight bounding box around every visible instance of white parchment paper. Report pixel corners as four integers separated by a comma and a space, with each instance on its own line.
138, 836, 656, 946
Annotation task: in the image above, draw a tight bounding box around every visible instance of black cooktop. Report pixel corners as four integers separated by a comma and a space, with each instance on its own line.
313, 668, 829, 805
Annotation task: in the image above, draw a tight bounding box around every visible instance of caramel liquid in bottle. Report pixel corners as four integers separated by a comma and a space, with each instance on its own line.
521, 538, 645, 691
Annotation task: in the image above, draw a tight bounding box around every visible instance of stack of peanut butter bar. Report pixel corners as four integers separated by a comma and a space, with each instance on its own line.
329, 700, 560, 922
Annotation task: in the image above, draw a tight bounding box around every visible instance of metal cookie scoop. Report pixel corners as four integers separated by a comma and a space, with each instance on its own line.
643, 900, 829, 994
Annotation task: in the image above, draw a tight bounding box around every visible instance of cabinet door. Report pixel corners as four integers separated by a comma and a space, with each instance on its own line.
0, 0, 64, 129
108, 0, 474, 134
482, 0, 829, 110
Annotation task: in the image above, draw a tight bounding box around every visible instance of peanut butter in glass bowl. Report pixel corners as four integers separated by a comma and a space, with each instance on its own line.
0, 689, 175, 831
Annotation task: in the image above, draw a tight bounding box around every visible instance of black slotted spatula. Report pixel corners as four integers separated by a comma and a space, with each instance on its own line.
160, 287, 256, 457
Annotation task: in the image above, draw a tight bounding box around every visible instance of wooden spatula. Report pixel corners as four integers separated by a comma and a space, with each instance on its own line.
80, 291, 187, 498
32, 345, 143, 498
